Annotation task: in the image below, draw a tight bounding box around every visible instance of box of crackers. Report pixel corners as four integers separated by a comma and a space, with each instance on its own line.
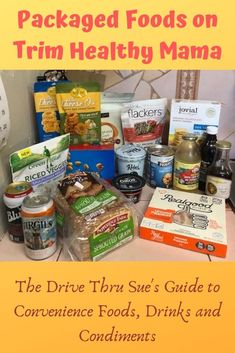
169, 99, 221, 146
140, 188, 227, 257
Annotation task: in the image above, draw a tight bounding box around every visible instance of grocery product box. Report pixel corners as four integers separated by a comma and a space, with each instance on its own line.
169, 99, 221, 146
140, 188, 227, 257
66, 144, 115, 181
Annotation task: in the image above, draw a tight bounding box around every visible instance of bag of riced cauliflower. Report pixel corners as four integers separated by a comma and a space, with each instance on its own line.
9, 134, 70, 192
121, 98, 167, 148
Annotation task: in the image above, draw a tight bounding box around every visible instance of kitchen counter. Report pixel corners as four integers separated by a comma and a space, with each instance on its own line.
0, 185, 234, 262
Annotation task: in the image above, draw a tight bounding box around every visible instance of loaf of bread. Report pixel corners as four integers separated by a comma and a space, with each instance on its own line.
54, 172, 138, 261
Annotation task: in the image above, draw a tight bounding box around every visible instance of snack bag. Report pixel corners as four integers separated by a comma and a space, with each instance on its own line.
121, 98, 167, 148
34, 81, 60, 142
9, 134, 70, 191
56, 82, 101, 146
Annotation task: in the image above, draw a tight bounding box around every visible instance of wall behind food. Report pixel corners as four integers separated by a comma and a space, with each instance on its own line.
0, 71, 41, 236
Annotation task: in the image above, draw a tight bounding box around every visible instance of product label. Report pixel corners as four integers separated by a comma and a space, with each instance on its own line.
71, 190, 117, 215
6, 206, 24, 242
147, 155, 174, 188
206, 176, 232, 199
89, 215, 134, 260
23, 214, 57, 259
174, 161, 200, 190
199, 160, 211, 183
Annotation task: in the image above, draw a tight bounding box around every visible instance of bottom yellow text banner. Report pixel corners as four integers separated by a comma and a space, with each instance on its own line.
0, 262, 234, 353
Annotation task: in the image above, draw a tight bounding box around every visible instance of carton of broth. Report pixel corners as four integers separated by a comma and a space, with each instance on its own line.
140, 188, 227, 258
169, 99, 221, 146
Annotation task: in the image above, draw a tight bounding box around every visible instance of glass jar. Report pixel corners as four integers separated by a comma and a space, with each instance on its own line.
206, 140, 232, 199
173, 133, 201, 192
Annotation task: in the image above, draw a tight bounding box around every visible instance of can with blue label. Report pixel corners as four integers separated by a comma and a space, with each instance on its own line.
147, 145, 175, 188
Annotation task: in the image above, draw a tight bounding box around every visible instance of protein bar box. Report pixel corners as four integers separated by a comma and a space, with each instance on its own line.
169, 99, 221, 146
140, 188, 227, 257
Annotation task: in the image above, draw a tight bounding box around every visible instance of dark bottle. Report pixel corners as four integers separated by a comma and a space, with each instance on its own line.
199, 126, 218, 192
206, 140, 233, 199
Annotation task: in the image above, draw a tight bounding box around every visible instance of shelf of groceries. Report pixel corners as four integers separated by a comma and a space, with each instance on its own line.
1, 71, 234, 262
1, 185, 235, 262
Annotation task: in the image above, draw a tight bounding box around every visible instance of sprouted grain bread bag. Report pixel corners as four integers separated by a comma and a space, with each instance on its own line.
56, 82, 101, 146
121, 98, 167, 148
9, 134, 70, 192
54, 172, 138, 261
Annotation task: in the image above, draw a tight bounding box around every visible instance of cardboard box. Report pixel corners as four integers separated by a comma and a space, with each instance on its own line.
140, 188, 227, 257
66, 144, 115, 181
169, 99, 221, 146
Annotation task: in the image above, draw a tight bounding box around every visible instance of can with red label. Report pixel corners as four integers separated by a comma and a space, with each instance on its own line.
3, 182, 33, 242
21, 192, 57, 260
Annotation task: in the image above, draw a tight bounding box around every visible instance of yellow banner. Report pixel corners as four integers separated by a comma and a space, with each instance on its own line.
0, 262, 234, 353
0, 0, 234, 69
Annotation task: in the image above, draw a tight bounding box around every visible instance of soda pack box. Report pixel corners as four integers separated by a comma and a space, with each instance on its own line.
140, 188, 227, 257
169, 99, 221, 146
66, 144, 115, 181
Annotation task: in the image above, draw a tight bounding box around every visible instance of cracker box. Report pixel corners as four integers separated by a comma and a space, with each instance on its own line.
140, 188, 227, 257
66, 144, 115, 181
169, 99, 221, 146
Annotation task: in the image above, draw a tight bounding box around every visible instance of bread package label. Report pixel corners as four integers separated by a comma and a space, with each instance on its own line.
34, 81, 60, 142
56, 173, 136, 261
140, 188, 227, 257
56, 82, 101, 146
9, 134, 70, 190
169, 99, 221, 146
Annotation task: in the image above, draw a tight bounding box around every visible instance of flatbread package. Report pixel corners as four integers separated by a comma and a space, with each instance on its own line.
54, 172, 138, 261
56, 82, 101, 146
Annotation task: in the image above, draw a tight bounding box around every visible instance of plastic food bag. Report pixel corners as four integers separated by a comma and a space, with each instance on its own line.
54, 172, 138, 261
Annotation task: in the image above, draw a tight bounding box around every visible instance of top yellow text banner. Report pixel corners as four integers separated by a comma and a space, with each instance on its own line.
0, 0, 234, 69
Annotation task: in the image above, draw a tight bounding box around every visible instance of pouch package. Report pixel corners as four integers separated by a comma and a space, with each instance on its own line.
56, 82, 101, 146
9, 134, 70, 191
121, 98, 167, 148
34, 81, 60, 142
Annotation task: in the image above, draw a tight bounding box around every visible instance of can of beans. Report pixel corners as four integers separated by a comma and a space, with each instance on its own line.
21, 192, 57, 260
3, 182, 33, 243
146, 145, 175, 188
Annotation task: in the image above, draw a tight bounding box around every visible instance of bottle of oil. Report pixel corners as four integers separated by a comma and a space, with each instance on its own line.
206, 141, 232, 199
199, 126, 218, 192
173, 134, 201, 192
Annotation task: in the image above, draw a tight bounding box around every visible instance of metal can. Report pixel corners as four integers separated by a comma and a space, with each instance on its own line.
147, 145, 175, 188
21, 192, 57, 260
3, 182, 33, 243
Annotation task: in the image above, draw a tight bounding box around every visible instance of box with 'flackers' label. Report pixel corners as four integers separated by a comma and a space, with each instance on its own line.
140, 188, 227, 257
169, 99, 221, 146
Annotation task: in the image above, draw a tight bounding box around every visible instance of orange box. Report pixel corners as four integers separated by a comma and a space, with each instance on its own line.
140, 188, 227, 257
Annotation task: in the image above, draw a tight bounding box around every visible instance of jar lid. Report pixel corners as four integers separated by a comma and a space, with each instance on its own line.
216, 140, 232, 149
115, 144, 146, 159
206, 126, 218, 135
182, 133, 197, 141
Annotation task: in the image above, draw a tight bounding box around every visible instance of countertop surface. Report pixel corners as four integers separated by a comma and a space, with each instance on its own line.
0, 185, 234, 262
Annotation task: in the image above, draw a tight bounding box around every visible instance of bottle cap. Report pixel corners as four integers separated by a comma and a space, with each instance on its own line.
216, 140, 232, 150
206, 126, 218, 135
182, 133, 197, 141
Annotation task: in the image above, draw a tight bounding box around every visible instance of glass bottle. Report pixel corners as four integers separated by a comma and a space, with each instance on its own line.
173, 133, 201, 192
206, 141, 232, 199
199, 126, 218, 192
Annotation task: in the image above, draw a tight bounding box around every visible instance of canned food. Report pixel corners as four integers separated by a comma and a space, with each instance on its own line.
147, 145, 175, 188
115, 144, 146, 177
21, 192, 57, 260
3, 182, 33, 243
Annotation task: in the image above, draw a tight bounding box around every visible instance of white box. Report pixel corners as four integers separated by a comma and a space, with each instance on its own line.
169, 99, 221, 146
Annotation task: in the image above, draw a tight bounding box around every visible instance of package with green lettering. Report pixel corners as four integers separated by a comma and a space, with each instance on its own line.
54, 172, 138, 261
